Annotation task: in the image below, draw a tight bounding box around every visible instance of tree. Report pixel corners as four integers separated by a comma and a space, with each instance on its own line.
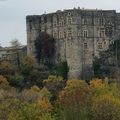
93, 57, 102, 78
43, 75, 64, 100
59, 80, 91, 120
20, 56, 37, 75
10, 39, 21, 67
55, 61, 69, 79
0, 99, 55, 120
10, 39, 21, 47
0, 61, 15, 79
94, 39, 120, 78
34, 32, 55, 65
91, 95, 120, 120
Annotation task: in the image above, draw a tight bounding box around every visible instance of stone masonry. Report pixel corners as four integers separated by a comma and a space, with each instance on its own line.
26, 8, 120, 79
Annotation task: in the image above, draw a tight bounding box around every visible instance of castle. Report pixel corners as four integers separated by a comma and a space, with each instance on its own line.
26, 8, 120, 79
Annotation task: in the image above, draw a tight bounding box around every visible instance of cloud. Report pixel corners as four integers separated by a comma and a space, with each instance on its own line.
0, 0, 120, 46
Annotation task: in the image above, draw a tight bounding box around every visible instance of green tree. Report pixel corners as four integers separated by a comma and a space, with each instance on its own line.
55, 61, 69, 79
34, 32, 55, 65
93, 57, 102, 78
20, 56, 37, 75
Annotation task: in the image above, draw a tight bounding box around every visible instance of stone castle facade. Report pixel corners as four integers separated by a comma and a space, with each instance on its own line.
26, 8, 120, 79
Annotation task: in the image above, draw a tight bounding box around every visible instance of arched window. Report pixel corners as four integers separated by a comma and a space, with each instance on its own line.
83, 30, 88, 37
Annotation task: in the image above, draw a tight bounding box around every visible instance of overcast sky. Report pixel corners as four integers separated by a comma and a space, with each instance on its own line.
0, 0, 120, 47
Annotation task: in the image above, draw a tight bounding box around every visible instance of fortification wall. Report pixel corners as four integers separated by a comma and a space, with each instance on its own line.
26, 8, 120, 79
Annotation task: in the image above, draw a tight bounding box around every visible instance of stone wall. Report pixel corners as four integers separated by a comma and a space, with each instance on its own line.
26, 8, 120, 79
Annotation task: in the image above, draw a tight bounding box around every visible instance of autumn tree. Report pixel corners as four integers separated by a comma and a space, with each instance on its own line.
20, 56, 37, 75
0, 61, 15, 79
91, 95, 120, 120
0, 99, 55, 120
59, 80, 91, 120
43, 75, 65, 100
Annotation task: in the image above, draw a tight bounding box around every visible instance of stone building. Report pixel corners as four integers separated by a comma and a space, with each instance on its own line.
26, 8, 120, 79
0, 45, 27, 65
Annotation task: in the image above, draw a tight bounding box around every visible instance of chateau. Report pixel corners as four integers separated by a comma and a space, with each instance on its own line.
26, 8, 120, 79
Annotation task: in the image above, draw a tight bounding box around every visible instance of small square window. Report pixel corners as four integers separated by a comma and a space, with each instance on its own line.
83, 43, 88, 49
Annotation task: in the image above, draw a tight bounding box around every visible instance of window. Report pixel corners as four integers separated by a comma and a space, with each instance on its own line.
59, 31, 63, 38
53, 21, 57, 27
83, 19, 87, 25
99, 18, 104, 25
98, 43, 103, 49
59, 21, 62, 27
99, 30, 105, 37
83, 30, 88, 37
67, 18, 72, 25
64, 31, 66, 38
68, 12, 71, 16
68, 29, 72, 37
53, 32, 57, 38
83, 43, 88, 49
59, 20, 65, 27
62, 20, 64, 26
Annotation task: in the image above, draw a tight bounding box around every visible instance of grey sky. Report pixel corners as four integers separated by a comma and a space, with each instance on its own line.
0, 0, 120, 46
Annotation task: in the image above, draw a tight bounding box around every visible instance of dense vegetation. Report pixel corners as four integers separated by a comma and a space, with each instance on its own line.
0, 56, 120, 120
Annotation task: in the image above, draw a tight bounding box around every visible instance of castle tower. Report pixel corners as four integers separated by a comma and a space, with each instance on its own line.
26, 8, 120, 79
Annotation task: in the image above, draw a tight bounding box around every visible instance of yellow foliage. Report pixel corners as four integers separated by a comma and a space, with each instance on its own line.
92, 94, 120, 120
40, 87, 52, 100
43, 75, 63, 83
65, 79, 88, 91
59, 79, 90, 107
31, 85, 40, 92
8, 111, 19, 120
37, 99, 52, 112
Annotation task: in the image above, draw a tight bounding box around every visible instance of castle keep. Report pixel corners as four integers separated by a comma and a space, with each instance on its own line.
26, 8, 120, 79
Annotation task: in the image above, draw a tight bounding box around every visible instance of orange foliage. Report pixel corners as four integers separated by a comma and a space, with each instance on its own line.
0, 75, 9, 85
59, 80, 90, 108
90, 79, 104, 88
